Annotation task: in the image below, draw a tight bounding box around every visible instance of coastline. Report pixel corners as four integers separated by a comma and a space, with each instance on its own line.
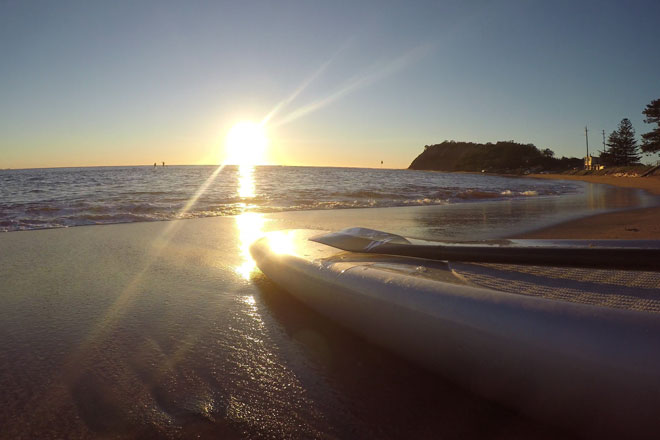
516, 174, 660, 239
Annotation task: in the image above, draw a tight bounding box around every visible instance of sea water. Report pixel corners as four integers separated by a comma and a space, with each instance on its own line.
0, 165, 637, 232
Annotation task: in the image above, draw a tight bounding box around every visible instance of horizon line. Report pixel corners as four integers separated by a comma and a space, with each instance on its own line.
1, 163, 406, 171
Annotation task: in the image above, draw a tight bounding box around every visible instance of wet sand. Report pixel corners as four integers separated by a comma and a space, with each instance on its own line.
0, 209, 583, 439
519, 174, 660, 239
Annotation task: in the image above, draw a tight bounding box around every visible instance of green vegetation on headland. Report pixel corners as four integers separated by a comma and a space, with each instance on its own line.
408, 140, 660, 176
408, 140, 582, 174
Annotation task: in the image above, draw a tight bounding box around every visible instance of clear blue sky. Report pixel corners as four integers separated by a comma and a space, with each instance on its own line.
1, 0, 659, 168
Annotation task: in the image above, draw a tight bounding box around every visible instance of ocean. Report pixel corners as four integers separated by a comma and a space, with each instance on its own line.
0, 165, 639, 233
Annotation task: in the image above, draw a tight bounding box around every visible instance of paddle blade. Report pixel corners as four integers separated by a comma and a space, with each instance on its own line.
309, 227, 411, 252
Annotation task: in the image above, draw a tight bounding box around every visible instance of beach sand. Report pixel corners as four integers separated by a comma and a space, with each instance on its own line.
0, 212, 574, 439
518, 174, 660, 239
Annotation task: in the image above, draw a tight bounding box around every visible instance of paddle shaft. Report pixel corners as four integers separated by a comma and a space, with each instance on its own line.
371, 243, 660, 271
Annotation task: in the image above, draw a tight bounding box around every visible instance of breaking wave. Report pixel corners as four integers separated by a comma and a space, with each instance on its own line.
0, 165, 581, 232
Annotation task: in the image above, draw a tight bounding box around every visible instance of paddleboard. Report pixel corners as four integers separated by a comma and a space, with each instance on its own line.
250, 229, 660, 438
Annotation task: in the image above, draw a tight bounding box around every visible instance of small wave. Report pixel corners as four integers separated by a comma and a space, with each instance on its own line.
336, 190, 406, 200
403, 198, 447, 205
117, 203, 164, 213
25, 206, 60, 213
73, 213, 155, 222
454, 190, 502, 200
1, 166, 572, 232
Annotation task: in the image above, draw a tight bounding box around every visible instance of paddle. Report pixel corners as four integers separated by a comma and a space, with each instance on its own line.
310, 228, 660, 271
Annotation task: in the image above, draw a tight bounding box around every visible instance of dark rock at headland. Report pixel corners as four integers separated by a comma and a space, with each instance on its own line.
408, 140, 582, 174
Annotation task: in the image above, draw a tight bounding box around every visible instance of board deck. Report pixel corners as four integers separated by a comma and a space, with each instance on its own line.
250, 229, 660, 437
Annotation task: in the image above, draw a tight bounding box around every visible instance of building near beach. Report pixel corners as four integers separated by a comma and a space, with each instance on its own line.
584, 155, 605, 171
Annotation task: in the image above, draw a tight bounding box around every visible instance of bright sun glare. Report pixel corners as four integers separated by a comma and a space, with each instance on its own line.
224, 121, 268, 166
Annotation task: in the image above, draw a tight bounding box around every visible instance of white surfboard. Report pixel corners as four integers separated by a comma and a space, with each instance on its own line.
250, 229, 660, 438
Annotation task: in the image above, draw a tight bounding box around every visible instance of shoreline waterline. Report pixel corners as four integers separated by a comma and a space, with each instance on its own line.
526, 173, 660, 195
3, 165, 659, 238
515, 173, 660, 239
3, 184, 655, 241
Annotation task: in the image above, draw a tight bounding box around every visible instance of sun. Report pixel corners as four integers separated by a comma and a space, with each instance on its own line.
224, 121, 268, 166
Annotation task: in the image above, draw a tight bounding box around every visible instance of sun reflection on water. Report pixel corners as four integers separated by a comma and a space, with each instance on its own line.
238, 164, 256, 199
235, 165, 266, 279
236, 211, 266, 280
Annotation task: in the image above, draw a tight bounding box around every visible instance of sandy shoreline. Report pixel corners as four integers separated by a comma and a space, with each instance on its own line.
517, 174, 660, 239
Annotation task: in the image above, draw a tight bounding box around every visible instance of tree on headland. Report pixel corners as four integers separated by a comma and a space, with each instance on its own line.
541, 148, 554, 158
604, 118, 640, 166
641, 98, 660, 154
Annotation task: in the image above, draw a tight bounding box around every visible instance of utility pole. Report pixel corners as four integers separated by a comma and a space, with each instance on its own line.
602, 130, 606, 150
584, 126, 590, 170
585, 126, 589, 158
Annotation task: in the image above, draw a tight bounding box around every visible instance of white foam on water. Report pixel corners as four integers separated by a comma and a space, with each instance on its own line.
0, 166, 595, 232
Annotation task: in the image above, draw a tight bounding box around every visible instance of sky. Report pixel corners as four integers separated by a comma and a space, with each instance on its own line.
1, 0, 659, 169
